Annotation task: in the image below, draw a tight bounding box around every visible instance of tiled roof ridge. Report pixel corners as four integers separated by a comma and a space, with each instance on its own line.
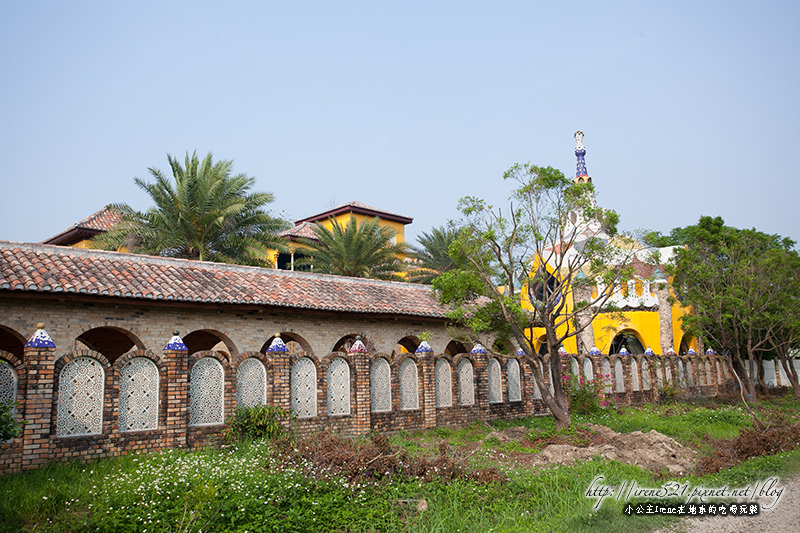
0, 240, 447, 318
0, 240, 431, 289
295, 200, 412, 225
42, 205, 121, 244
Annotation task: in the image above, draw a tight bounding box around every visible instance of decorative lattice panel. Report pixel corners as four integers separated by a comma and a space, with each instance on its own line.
614, 358, 625, 392
119, 357, 159, 432
0, 360, 16, 405
327, 357, 350, 416
370, 357, 392, 412
57, 357, 104, 436
655, 361, 663, 388
570, 358, 579, 376
705, 359, 712, 386
507, 359, 521, 402
458, 359, 474, 406
488, 358, 502, 403
237, 357, 266, 409
532, 366, 542, 399
687, 361, 694, 387
434, 359, 452, 407
189, 357, 224, 426
399, 358, 418, 410
677, 360, 686, 388
602, 359, 612, 393
631, 358, 640, 391
291, 357, 317, 418
641, 358, 651, 390
717, 360, 724, 385
583, 358, 593, 383
665, 363, 673, 385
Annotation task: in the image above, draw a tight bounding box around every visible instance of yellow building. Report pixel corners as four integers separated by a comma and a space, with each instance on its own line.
524, 132, 696, 357
276, 201, 413, 271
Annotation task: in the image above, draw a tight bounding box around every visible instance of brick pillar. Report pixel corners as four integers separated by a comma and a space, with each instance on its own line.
21, 326, 57, 470
417, 342, 436, 429
348, 339, 371, 436
162, 333, 189, 449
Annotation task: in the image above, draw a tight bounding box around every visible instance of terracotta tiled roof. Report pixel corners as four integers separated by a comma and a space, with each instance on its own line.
0, 241, 448, 318
295, 201, 413, 225
42, 206, 121, 245
279, 221, 319, 241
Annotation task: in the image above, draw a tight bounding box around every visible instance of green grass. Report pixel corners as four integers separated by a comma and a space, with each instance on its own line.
2, 397, 799, 532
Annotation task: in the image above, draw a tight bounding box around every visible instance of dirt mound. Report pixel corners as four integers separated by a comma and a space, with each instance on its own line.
485, 424, 696, 476
698, 422, 800, 474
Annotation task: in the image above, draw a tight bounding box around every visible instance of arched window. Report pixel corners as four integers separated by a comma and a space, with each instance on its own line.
435, 359, 452, 407
677, 360, 686, 387
631, 358, 640, 391
665, 361, 673, 384
641, 358, 651, 390
291, 357, 317, 418
57, 357, 104, 436
614, 358, 625, 392
570, 357, 579, 376
602, 358, 612, 393
399, 358, 419, 410
370, 357, 391, 412
0, 359, 17, 406
190, 357, 224, 426
327, 357, 350, 416
488, 358, 503, 403
237, 357, 266, 408
458, 359, 475, 406
583, 357, 594, 383
507, 359, 521, 402
705, 359, 712, 386
119, 357, 159, 432
686, 360, 694, 387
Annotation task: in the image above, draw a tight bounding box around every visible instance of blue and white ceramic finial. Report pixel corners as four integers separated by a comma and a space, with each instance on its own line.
25, 323, 56, 348
516, 347, 525, 356
705, 348, 715, 355
644, 346, 655, 356
589, 346, 602, 356
575, 130, 589, 179
266, 333, 288, 353
666, 347, 677, 356
349, 335, 368, 354
163, 331, 187, 351
618, 347, 630, 356
470, 343, 487, 355
687, 348, 698, 355
558, 346, 568, 355
415, 340, 433, 354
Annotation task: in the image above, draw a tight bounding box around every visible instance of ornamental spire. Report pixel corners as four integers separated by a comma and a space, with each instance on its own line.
574, 130, 591, 183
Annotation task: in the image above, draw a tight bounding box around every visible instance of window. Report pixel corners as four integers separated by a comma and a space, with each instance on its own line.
119, 357, 159, 432
291, 357, 317, 418
57, 357, 104, 436
370, 357, 391, 412
327, 357, 350, 416
237, 357, 267, 408
190, 357, 224, 426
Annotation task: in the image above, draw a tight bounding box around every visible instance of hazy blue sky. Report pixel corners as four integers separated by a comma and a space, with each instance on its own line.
2, 1, 798, 247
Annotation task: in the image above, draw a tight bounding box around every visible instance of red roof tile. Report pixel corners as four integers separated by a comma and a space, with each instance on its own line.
295, 201, 413, 225
0, 241, 448, 318
42, 206, 122, 245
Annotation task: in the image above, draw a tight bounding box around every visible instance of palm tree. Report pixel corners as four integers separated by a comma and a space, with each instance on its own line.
93, 151, 289, 265
299, 215, 405, 279
406, 226, 460, 284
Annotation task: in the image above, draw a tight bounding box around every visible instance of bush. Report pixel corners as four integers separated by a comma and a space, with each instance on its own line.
563, 374, 609, 415
225, 405, 293, 442
658, 383, 680, 404
0, 401, 22, 441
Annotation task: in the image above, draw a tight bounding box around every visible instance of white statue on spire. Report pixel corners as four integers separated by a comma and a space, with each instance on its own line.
575, 130, 584, 151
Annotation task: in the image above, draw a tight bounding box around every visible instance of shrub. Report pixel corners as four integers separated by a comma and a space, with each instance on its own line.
563, 374, 608, 415
0, 401, 22, 441
658, 384, 680, 404
225, 405, 293, 441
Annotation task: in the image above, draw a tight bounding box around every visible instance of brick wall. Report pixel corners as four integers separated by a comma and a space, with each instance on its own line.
0, 295, 736, 474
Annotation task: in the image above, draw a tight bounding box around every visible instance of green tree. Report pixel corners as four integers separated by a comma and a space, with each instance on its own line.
0, 401, 21, 441
406, 225, 461, 284
299, 214, 406, 280
669, 216, 800, 406
93, 151, 289, 265
434, 164, 638, 429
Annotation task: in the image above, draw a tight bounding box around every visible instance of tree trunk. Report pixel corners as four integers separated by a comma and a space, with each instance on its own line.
778, 355, 800, 399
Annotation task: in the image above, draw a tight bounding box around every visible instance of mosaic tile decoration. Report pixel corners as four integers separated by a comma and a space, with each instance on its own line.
163, 332, 187, 352
291, 357, 317, 418
327, 357, 350, 416
189, 357, 224, 426
434, 358, 452, 407
26, 327, 55, 348
57, 357, 104, 437
119, 357, 159, 432
370, 357, 392, 412
415, 341, 433, 354
237, 357, 267, 408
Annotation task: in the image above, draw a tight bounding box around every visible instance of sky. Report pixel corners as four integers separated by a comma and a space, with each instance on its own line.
1, 1, 798, 248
